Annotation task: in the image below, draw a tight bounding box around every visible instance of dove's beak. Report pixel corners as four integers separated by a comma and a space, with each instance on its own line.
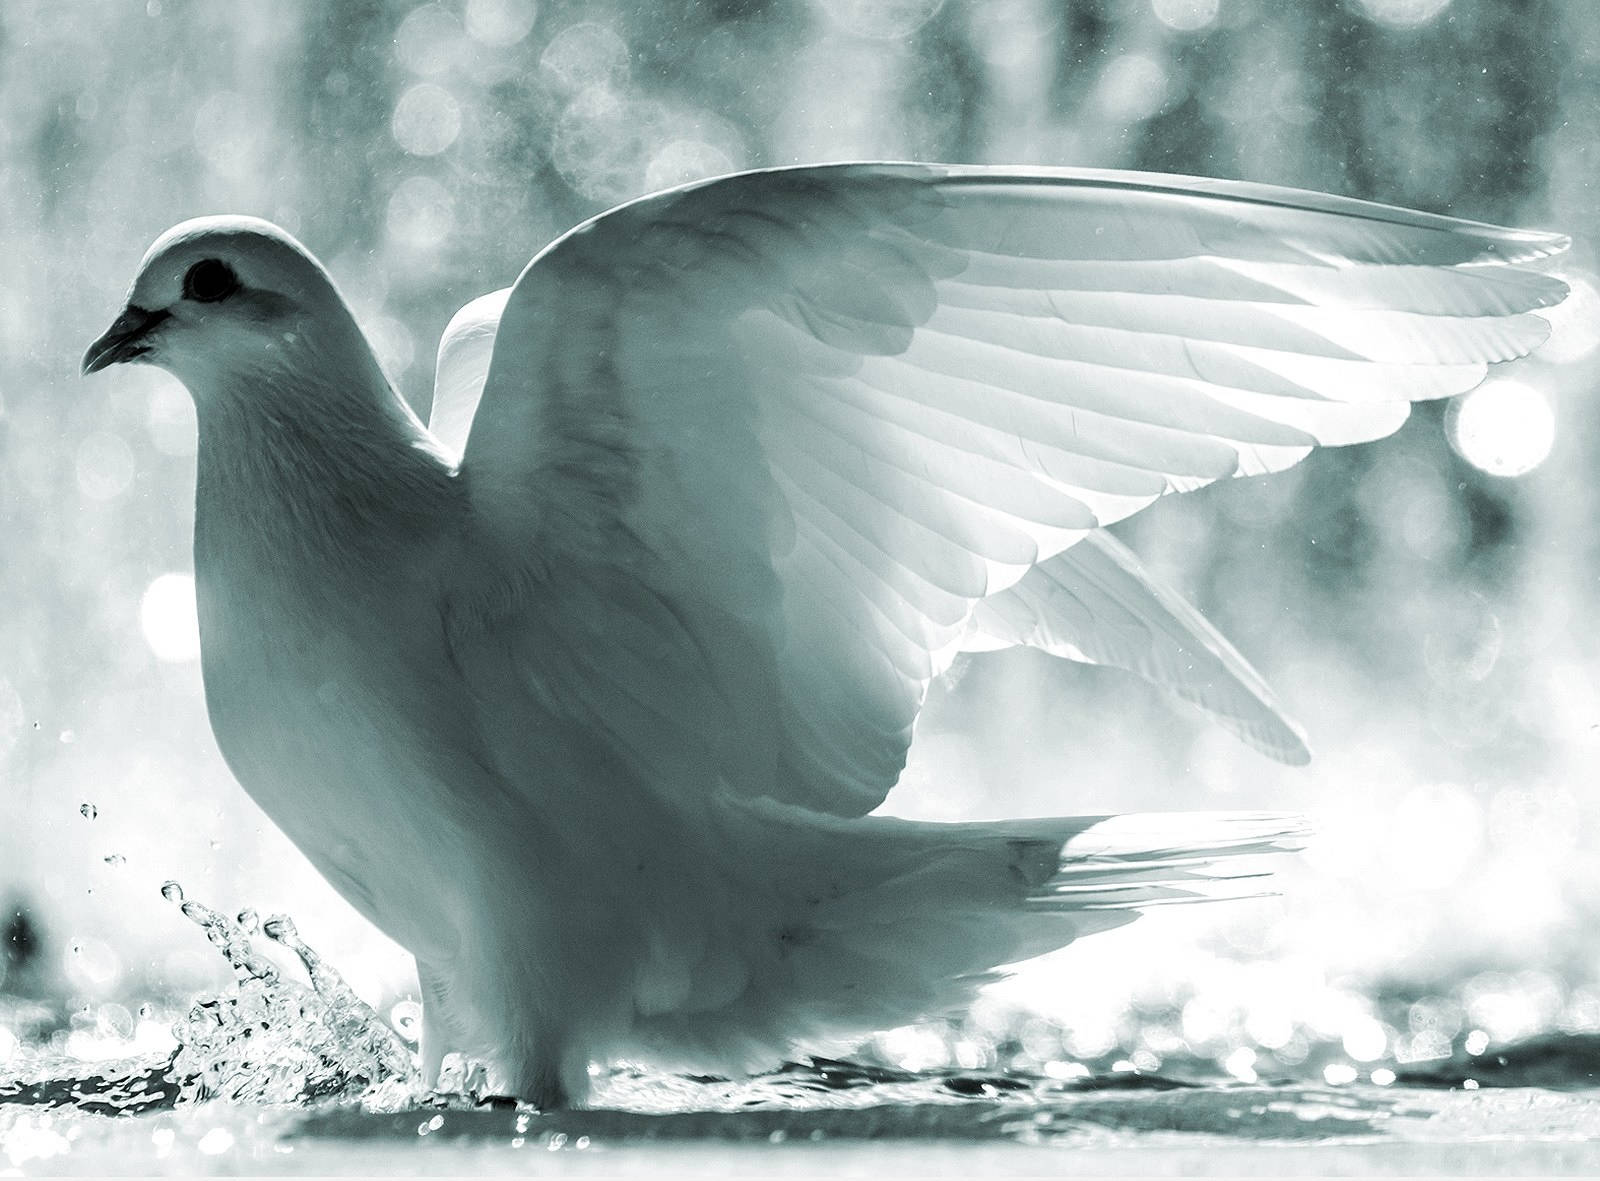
82, 305, 170, 375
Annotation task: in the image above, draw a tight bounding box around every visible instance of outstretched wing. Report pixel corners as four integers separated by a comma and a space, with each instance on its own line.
431, 285, 1310, 765
445, 163, 1566, 816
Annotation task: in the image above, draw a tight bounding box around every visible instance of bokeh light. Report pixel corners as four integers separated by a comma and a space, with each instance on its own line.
0, 679, 24, 763
539, 22, 629, 96
464, 0, 537, 47
1151, 0, 1221, 33
192, 91, 259, 180
1094, 53, 1171, 121
1446, 380, 1557, 478
644, 138, 739, 191
1354, 0, 1454, 27
145, 380, 196, 457
74, 432, 135, 501
367, 316, 418, 383
386, 175, 455, 251
139, 574, 201, 664
392, 84, 462, 157
394, 4, 464, 76
814, 0, 946, 40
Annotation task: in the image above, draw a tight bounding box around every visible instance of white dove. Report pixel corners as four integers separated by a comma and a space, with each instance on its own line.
83, 164, 1568, 1108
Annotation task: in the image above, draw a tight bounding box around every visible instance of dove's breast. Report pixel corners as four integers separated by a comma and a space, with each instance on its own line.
188, 419, 495, 963
194, 539, 485, 961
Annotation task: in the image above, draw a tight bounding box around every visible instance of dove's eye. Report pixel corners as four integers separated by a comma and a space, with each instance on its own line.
183, 259, 239, 303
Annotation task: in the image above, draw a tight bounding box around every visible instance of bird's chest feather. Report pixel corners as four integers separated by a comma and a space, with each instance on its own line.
192, 507, 482, 959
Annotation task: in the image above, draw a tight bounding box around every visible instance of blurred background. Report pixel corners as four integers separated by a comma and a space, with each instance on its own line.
2, 0, 1598, 1083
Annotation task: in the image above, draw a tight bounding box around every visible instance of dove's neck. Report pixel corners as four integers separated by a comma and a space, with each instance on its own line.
192, 337, 461, 591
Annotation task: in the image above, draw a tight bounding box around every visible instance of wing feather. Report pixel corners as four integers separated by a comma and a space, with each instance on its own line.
968, 530, 1311, 764
436, 163, 1566, 815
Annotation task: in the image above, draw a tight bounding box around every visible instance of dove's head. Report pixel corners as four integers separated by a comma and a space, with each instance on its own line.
82, 216, 374, 401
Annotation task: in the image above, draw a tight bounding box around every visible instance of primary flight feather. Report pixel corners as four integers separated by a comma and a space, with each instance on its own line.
83, 163, 1568, 1107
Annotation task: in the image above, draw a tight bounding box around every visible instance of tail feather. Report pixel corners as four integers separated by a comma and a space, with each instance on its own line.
632, 806, 1306, 1073
789, 808, 1305, 1010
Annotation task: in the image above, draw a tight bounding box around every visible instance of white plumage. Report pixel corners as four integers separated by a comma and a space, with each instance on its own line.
82, 164, 1568, 1107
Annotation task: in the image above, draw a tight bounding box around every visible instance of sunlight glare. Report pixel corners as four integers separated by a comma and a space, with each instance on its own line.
1446, 380, 1555, 478
140, 573, 201, 663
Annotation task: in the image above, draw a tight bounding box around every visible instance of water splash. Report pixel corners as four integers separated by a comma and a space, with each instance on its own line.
161, 883, 418, 1106
3, 884, 421, 1116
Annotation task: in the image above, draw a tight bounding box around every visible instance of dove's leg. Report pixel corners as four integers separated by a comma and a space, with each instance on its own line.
509, 1052, 571, 1111
417, 960, 468, 1090
422, 942, 583, 1108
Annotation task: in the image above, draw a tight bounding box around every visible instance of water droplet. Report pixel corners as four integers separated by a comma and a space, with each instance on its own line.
161, 881, 184, 903
103, 854, 125, 867
79, 803, 97, 820
242, 956, 280, 984
262, 915, 297, 943
236, 909, 260, 934
390, 1000, 423, 1044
